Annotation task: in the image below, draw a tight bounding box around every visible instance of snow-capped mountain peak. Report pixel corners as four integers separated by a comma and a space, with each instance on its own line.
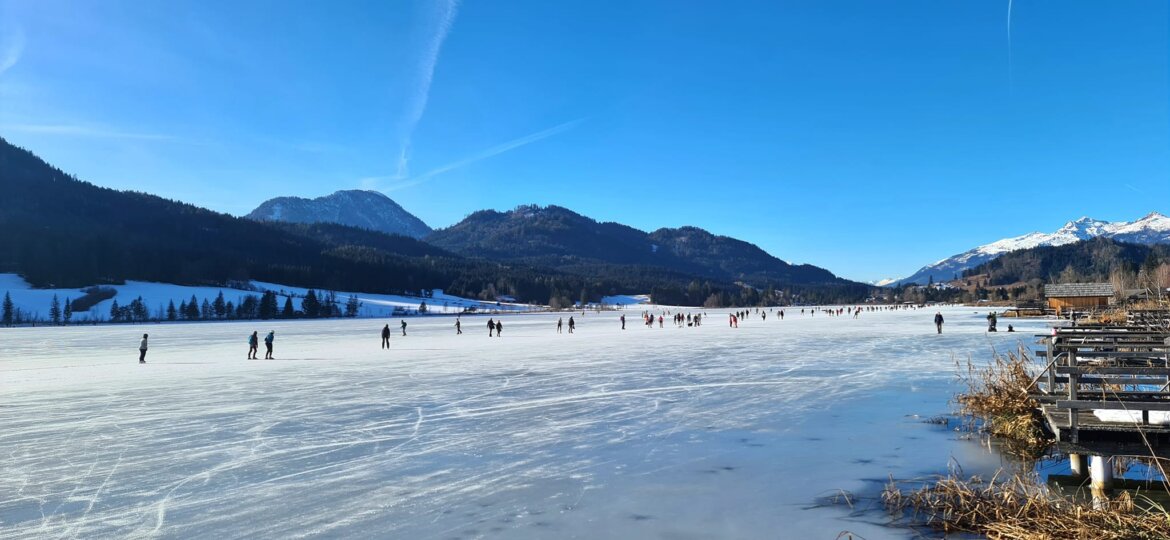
895, 212, 1170, 286
245, 190, 432, 239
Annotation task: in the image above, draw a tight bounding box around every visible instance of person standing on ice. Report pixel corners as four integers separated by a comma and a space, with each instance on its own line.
620, 314, 626, 330
455, 318, 462, 334
557, 317, 563, 334
933, 312, 944, 334
568, 316, 575, 333
487, 318, 495, 337
264, 331, 275, 359
381, 324, 391, 349
248, 331, 259, 359
400, 320, 407, 336
138, 333, 149, 363
495, 320, 503, 337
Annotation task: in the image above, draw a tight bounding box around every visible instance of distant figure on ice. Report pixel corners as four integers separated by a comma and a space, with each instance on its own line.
933, 312, 944, 334
138, 333, 149, 364
557, 317, 563, 334
400, 320, 408, 336
568, 316, 575, 333
248, 331, 258, 359
1007, 324, 1015, 332
264, 331, 275, 359
986, 312, 998, 332
455, 318, 462, 334
620, 314, 626, 330
382, 324, 391, 349
488, 318, 495, 337
495, 320, 503, 337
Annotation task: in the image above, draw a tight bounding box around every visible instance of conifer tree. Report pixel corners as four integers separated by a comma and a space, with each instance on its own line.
49, 294, 61, 325
63, 298, 73, 324
167, 300, 177, 321
282, 297, 296, 318
213, 292, 226, 319
2, 292, 13, 327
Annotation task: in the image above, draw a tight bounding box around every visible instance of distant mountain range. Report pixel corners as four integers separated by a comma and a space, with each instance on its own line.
247, 190, 432, 239
894, 212, 1170, 286
246, 192, 856, 289
425, 205, 851, 288
0, 137, 871, 305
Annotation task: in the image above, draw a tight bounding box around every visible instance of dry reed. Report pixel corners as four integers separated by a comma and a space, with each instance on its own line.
883, 473, 1170, 539
954, 347, 1049, 454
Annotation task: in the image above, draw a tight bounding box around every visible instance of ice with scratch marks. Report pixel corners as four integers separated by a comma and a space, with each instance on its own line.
0, 307, 1045, 538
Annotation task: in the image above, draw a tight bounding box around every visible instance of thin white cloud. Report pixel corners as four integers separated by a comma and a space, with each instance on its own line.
0, 123, 175, 141
375, 118, 585, 192
0, 26, 25, 76
395, 0, 459, 180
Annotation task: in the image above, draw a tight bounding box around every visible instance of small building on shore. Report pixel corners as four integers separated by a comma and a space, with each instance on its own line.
1043, 282, 1114, 314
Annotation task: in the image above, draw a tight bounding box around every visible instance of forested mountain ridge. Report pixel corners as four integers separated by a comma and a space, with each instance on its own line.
427, 205, 853, 288
896, 213, 1170, 286
964, 236, 1170, 288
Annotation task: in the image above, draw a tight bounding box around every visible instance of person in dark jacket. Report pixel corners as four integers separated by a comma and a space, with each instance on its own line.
934, 312, 944, 334
986, 312, 998, 332
400, 320, 407, 336
381, 324, 391, 349
495, 320, 503, 337
488, 318, 495, 337
139, 333, 149, 363
568, 316, 575, 333
248, 331, 259, 359
455, 318, 462, 334
264, 331, 275, 359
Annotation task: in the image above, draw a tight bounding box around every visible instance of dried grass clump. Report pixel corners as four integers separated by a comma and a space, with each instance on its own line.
954, 348, 1048, 451
884, 473, 1170, 540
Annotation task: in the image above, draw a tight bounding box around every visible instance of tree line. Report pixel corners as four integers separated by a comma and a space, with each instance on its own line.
1, 289, 364, 327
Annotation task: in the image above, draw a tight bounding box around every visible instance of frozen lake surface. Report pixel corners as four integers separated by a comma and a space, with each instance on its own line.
0, 306, 1046, 538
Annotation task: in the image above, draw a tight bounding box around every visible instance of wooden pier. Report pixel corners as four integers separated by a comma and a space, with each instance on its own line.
1029, 313, 1170, 458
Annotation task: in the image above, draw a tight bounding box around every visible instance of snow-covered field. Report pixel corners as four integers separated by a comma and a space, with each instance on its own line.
0, 274, 537, 321
0, 306, 1046, 538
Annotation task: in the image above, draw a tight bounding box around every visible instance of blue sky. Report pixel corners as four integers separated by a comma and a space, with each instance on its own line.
0, 1, 1166, 283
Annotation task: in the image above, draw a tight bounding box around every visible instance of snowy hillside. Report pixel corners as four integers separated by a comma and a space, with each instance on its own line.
246, 190, 432, 239
0, 274, 535, 323
895, 212, 1170, 286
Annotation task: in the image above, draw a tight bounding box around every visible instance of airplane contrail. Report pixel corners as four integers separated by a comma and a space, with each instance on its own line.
396, 0, 460, 180
381, 118, 586, 192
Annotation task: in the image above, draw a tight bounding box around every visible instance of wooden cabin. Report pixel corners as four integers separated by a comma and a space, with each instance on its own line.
1043, 282, 1114, 314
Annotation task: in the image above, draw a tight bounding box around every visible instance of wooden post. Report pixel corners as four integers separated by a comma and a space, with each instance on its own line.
1090, 455, 1113, 505
1068, 350, 1078, 443
1047, 337, 1056, 394
1069, 454, 1086, 477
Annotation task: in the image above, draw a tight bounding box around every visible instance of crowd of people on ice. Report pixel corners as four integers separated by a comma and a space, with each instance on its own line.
131, 303, 998, 363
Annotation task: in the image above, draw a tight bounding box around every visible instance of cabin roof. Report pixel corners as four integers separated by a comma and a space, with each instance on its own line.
1043, 282, 1114, 298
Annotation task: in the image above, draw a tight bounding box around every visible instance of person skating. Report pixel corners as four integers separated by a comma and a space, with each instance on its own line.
495, 320, 502, 337
248, 331, 258, 359
264, 331, 275, 359
557, 317, 563, 334
138, 333, 149, 363
381, 324, 391, 349
620, 314, 626, 330
400, 319, 407, 336
568, 316, 575, 333
488, 318, 495, 337
986, 312, 998, 332
933, 312, 944, 334
455, 318, 462, 334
